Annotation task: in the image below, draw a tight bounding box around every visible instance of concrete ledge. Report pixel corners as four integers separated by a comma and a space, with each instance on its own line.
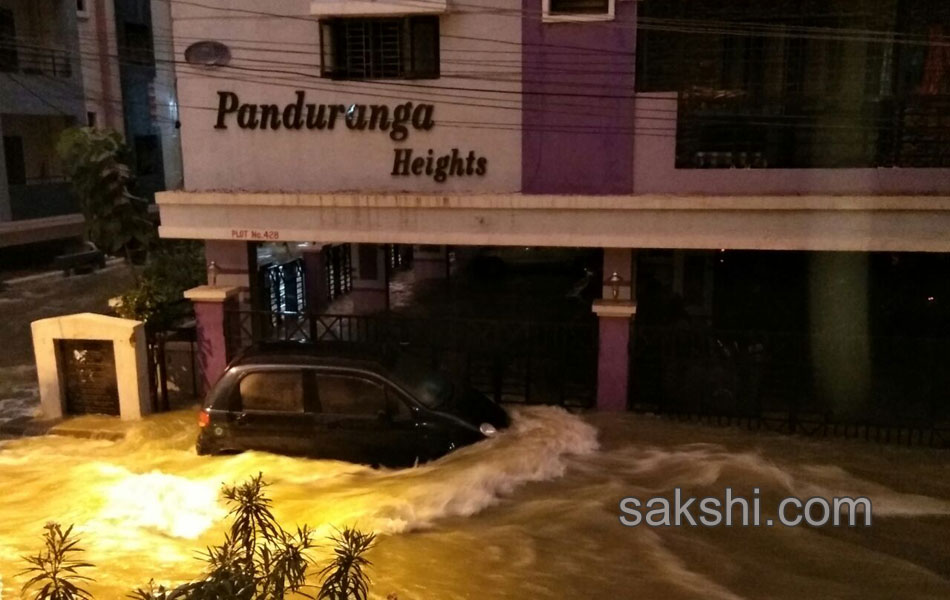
157, 191, 950, 211
0, 213, 84, 248
183, 285, 241, 302
158, 191, 950, 252
592, 300, 637, 318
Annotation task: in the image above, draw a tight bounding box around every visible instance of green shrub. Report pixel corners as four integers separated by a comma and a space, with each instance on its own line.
56, 127, 153, 259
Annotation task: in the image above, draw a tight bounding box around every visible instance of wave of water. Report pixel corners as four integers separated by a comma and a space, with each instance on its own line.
2, 407, 949, 599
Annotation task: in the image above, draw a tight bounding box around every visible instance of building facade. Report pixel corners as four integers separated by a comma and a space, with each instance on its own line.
0, 0, 86, 248
0, 0, 181, 252
160, 0, 950, 418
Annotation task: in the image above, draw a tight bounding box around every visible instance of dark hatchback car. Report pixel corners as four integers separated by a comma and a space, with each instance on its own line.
196, 343, 510, 467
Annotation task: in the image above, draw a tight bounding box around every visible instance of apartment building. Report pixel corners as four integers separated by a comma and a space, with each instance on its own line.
161, 0, 950, 431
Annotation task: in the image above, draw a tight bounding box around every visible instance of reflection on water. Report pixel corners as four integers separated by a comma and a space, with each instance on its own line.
0, 407, 949, 599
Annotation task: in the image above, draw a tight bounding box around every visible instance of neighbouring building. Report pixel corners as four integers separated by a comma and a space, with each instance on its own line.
0, 0, 181, 254
0, 0, 86, 250
161, 0, 950, 437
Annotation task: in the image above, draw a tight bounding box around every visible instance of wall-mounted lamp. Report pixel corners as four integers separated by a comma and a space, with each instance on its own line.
207, 260, 219, 286
604, 271, 629, 301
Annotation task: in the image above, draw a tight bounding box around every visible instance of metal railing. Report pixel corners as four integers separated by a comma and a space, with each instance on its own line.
8, 181, 78, 221
225, 310, 598, 408
631, 325, 950, 447
0, 40, 71, 77
676, 92, 950, 169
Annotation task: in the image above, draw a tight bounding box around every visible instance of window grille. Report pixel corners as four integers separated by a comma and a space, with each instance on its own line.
321, 16, 439, 80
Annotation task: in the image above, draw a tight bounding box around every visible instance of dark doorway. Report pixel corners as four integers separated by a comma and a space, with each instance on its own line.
59, 340, 120, 416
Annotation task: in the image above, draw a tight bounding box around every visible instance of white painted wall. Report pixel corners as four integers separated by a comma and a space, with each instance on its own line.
31, 313, 151, 421
170, 0, 521, 194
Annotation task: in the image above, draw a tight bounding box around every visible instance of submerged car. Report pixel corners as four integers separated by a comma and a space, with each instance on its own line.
196, 343, 510, 467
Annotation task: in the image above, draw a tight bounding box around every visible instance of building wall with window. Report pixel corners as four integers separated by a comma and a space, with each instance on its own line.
170, 0, 522, 193
633, 0, 950, 195
0, 0, 85, 238
161, 0, 950, 253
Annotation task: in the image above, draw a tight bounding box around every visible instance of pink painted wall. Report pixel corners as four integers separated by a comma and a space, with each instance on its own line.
596, 316, 630, 411
193, 298, 236, 394
633, 93, 950, 196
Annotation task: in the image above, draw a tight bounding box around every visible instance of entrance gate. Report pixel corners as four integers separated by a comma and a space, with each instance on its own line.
225, 311, 598, 408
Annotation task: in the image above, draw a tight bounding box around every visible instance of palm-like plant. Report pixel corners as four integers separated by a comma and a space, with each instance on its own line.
20, 523, 95, 600
317, 528, 376, 600
222, 473, 281, 566
131, 473, 316, 600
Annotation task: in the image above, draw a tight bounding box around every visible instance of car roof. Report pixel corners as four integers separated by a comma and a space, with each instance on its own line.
228, 341, 393, 372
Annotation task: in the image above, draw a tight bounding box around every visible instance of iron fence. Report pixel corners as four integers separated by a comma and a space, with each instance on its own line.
631, 325, 950, 447
225, 310, 598, 408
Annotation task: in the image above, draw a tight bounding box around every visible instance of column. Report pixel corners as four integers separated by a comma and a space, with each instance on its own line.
592, 249, 637, 411
205, 240, 251, 289
184, 285, 241, 394
349, 244, 388, 314
412, 244, 449, 280
302, 244, 329, 313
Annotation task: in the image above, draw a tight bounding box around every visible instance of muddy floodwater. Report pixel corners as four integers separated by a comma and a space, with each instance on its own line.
1, 407, 949, 599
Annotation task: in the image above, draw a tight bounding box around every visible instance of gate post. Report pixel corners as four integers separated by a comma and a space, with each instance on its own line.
593, 301, 637, 411
349, 244, 389, 314
184, 285, 241, 395
593, 249, 637, 412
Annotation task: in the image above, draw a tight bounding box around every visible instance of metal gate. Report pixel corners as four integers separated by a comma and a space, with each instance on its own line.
225, 311, 598, 408
59, 339, 120, 416
630, 324, 950, 447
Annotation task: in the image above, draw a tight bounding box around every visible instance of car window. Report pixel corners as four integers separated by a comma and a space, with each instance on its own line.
386, 388, 414, 420
239, 370, 305, 413
317, 374, 386, 416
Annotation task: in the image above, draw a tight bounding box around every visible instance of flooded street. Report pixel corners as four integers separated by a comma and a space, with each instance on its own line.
1, 407, 948, 599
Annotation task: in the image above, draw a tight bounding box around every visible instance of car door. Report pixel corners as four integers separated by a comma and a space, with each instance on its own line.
313, 370, 426, 467
229, 367, 315, 456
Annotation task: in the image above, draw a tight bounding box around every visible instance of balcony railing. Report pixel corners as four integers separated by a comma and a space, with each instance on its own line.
8, 180, 78, 221
0, 40, 72, 78
676, 92, 950, 169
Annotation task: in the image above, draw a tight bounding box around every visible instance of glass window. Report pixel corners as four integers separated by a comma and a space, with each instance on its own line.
317, 375, 387, 415
239, 371, 305, 413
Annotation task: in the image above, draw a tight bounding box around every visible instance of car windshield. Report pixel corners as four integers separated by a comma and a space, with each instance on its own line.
388, 354, 455, 409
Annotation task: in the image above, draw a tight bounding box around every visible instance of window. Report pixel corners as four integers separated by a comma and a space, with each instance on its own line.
317, 374, 386, 415
239, 371, 305, 412
320, 16, 439, 80
123, 22, 154, 66
86, 112, 97, 127
543, 0, 613, 21
77, 0, 89, 17
3, 136, 25, 185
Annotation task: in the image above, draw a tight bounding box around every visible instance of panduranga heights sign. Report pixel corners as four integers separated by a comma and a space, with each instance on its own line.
214, 91, 487, 183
